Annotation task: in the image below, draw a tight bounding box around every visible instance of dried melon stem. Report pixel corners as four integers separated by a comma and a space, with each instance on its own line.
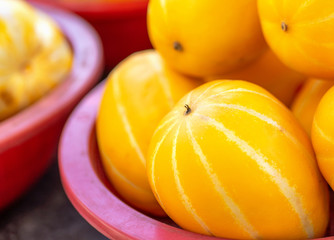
281, 22, 288, 32
184, 104, 191, 115
173, 41, 183, 51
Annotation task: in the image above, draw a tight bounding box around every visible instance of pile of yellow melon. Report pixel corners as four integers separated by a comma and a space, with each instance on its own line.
96, 0, 334, 239
0, 0, 73, 121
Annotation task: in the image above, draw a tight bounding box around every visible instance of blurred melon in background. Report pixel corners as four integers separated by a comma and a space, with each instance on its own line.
292, 79, 333, 135
27, 0, 151, 70
0, 0, 72, 121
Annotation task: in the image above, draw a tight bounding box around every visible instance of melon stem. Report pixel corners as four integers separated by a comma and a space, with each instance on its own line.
173, 41, 183, 51
184, 104, 191, 115
281, 22, 288, 32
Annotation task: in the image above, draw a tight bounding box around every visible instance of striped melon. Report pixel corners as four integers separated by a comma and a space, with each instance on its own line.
96, 49, 201, 216
147, 0, 265, 78
147, 80, 329, 239
258, 0, 334, 79
292, 78, 333, 135
0, 0, 72, 120
312, 86, 334, 190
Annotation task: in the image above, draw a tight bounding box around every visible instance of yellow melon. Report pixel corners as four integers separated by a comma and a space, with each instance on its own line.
147, 80, 329, 239
0, 0, 72, 120
258, 0, 334, 79
147, 0, 265, 78
96, 49, 202, 216
312, 86, 334, 190
292, 78, 333, 135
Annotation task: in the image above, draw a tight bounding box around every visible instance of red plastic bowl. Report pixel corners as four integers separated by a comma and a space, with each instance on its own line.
0, 4, 103, 210
59, 81, 334, 240
28, 0, 151, 70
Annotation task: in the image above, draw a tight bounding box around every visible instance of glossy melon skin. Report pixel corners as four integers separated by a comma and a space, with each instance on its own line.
312, 86, 334, 190
292, 78, 333, 135
258, 0, 334, 79
96, 50, 201, 216
0, 0, 72, 120
147, 80, 329, 239
206, 48, 306, 106
147, 0, 266, 78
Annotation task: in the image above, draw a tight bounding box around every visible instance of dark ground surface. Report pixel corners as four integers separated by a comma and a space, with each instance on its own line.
0, 158, 108, 240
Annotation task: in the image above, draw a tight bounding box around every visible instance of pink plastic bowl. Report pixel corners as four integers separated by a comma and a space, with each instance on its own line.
27, 0, 151, 70
59, 81, 334, 240
0, 4, 103, 210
